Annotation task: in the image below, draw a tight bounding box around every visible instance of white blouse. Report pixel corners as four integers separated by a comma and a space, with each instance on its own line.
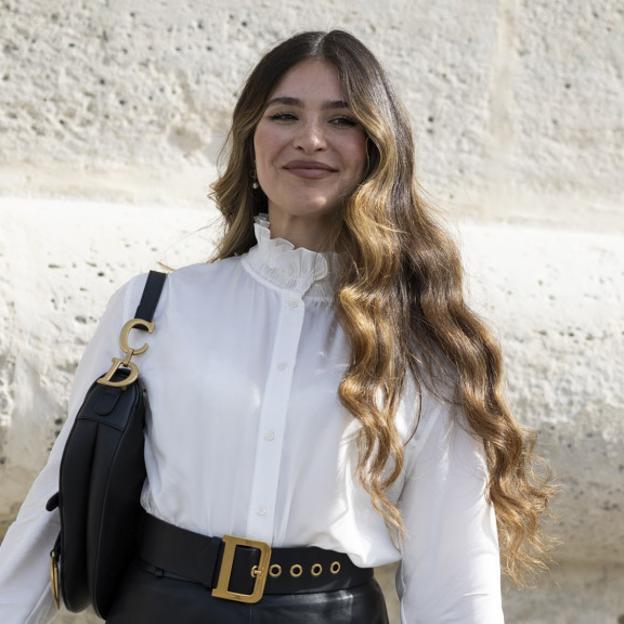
0, 212, 504, 623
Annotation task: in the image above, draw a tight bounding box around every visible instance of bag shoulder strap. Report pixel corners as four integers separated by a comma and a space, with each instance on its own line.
134, 270, 168, 328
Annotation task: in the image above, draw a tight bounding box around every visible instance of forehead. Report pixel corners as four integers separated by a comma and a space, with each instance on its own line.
267, 59, 345, 103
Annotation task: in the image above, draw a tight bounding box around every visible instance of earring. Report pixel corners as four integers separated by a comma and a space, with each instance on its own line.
251, 164, 259, 190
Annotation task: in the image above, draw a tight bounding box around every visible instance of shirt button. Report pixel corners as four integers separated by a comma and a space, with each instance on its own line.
257, 506, 267, 517
277, 362, 287, 371
264, 430, 275, 441
288, 299, 299, 309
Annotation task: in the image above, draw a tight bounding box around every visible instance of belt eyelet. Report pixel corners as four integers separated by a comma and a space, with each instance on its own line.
290, 563, 303, 577
330, 560, 341, 574
269, 563, 282, 577
311, 563, 323, 576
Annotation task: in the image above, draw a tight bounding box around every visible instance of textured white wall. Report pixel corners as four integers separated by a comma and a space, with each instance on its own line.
1, 1, 622, 622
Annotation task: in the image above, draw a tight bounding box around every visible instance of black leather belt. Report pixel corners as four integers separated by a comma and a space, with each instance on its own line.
136, 509, 374, 604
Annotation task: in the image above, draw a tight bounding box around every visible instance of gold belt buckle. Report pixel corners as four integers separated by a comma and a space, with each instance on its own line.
212, 534, 272, 604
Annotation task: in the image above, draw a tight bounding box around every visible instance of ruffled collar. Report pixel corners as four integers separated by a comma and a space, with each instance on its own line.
242, 212, 343, 298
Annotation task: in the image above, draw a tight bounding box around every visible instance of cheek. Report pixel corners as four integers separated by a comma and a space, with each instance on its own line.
254, 122, 283, 164
343, 136, 367, 176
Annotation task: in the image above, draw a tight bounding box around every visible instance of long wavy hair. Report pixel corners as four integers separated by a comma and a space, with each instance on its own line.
203, 29, 558, 586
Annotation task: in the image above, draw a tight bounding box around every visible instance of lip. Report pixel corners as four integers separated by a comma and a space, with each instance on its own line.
284, 168, 336, 179
283, 160, 337, 171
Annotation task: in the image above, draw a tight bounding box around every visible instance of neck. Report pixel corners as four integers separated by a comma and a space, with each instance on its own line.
267, 207, 337, 253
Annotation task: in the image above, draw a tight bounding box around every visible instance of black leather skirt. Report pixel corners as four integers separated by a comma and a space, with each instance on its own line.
106, 555, 389, 623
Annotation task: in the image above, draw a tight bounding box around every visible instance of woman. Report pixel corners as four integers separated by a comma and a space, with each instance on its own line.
0, 30, 555, 623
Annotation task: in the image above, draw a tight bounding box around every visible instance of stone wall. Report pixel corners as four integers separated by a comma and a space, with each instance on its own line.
1, 1, 622, 622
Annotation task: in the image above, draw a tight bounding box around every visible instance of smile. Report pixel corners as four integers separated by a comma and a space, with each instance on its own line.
284, 168, 337, 179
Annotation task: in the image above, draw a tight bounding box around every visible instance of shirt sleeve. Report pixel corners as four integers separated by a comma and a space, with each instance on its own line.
395, 385, 505, 623
0, 272, 148, 624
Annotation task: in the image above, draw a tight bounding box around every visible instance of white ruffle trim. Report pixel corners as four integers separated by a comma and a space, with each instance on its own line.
245, 212, 342, 298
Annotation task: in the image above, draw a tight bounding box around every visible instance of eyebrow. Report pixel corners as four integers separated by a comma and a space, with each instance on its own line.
265, 96, 350, 110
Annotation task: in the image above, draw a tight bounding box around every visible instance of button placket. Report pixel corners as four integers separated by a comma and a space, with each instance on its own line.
245, 296, 305, 541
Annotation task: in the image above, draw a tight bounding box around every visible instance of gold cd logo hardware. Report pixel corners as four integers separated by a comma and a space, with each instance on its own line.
97, 318, 155, 388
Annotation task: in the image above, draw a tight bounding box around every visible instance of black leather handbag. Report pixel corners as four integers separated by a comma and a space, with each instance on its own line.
45, 270, 167, 619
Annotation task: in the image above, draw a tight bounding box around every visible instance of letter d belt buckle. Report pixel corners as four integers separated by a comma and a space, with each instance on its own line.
212, 534, 271, 604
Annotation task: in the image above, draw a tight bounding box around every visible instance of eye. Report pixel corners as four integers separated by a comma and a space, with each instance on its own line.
268, 113, 359, 127
330, 116, 358, 127
269, 113, 296, 121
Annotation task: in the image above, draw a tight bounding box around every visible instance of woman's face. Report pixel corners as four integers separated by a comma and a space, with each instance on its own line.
253, 59, 368, 222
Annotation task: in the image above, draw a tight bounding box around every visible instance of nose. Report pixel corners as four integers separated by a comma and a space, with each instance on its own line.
293, 119, 327, 152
